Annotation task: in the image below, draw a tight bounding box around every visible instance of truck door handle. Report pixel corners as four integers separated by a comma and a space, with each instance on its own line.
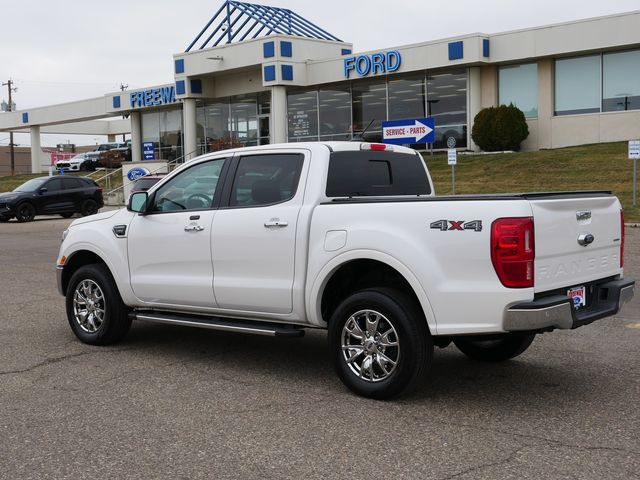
264, 219, 288, 228
184, 224, 205, 232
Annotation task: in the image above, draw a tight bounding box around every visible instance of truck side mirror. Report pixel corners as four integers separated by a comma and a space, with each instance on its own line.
38, 187, 48, 194
128, 192, 148, 214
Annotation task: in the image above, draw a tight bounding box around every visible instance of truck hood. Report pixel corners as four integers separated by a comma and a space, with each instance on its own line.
69, 208, 121, 227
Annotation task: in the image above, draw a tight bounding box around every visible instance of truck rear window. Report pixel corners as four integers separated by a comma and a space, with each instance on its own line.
326, 151, 430, 197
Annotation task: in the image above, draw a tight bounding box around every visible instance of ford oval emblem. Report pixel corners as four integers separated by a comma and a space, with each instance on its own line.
127, 167, 150, 182
577, 233, 595, 246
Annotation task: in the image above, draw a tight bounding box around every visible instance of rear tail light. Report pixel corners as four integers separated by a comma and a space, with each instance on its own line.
620, 209, 625, 268
491, 217, 535, 288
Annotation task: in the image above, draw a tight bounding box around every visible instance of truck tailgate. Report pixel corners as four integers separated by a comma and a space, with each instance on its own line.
530, 193, 622, 292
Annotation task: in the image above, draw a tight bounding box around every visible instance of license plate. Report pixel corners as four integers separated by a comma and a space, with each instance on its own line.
567, 285, 587, 309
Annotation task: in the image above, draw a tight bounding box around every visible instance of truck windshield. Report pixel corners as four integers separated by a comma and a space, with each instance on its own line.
326, 150, 430, 197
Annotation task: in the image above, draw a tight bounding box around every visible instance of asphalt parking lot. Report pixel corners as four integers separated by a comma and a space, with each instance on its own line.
0, 214, 638, 480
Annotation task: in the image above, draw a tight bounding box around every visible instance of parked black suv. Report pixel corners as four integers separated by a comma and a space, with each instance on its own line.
0, 176, 104, 222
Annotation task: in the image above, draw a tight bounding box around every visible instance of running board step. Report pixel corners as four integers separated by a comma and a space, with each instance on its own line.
131, 311, 305, 337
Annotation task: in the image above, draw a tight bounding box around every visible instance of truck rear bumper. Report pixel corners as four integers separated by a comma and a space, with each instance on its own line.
504, 278, 635, 332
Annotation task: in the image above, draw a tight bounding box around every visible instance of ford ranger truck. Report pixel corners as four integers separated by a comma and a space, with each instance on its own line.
56, 142, 635, 399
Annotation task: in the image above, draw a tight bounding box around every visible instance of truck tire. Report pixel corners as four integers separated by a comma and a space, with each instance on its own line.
66, 264, 131, 345
15, 202, 36, 222
453, 333, 535, 362
328, 288, 432, 400
80, 199, 98, 216
60, 213, 74, 218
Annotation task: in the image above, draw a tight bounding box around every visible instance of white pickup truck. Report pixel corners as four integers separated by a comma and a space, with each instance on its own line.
56, 142, 635, 399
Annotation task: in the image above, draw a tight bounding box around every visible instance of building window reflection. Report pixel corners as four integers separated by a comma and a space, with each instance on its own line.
427, 70, 467, 149
141, 107, 184, 161
286, 69, 467, 149
319, 84, 352, 141
196, 91, 271, 153
287, 88, 319, 142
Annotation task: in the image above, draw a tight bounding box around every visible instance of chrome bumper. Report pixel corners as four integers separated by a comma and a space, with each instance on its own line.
504, 278, 635, 332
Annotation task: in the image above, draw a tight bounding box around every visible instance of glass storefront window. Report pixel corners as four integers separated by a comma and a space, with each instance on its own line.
230, 94, 258, 146
141, 109, 184, 160
159, 109, 183, 160
287, 88, 319, 142
141, 111, 160, 159
603, 49, 640, 112
352, 79, 386, 138
388, 74, 425, 120
499, 63, 538, 118
197, 92, 269, 152
427, 70, 467, 149
555, 55, 600, 116
319, 83, 352, 141
202, 101, 231, 152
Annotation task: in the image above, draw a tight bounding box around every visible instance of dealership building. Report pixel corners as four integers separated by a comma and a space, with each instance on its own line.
1, 2, 640, 174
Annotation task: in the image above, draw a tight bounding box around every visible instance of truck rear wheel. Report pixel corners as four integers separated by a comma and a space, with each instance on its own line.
453, 333, 535, 362
328, 288, 432, 400
66, 264, 131, 345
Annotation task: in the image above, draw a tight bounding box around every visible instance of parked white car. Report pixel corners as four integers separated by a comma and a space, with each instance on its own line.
56, 142, 635, 399
55, 153, 95, 172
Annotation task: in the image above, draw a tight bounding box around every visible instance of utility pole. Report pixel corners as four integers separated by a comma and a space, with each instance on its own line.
120, 83, 128, 142
2, 79, 17, 175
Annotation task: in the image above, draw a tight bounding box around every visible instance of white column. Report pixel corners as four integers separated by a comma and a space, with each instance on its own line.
30, 125, 42, 174
271, 86, 287, 144
130, 111, 142, 163
467, 67, 482, 152
183, 98, 197, 160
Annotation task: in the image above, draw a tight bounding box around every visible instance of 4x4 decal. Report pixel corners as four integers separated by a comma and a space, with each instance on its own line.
430, 220, 483, 232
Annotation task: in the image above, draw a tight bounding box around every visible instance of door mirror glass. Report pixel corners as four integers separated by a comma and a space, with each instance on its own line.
128, 192, 148, 213
38, 187, 47, 194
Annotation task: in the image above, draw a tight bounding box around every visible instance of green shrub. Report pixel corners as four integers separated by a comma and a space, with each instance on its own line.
471, 104, 529, 151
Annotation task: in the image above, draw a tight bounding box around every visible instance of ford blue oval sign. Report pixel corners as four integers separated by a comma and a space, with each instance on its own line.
127, 167, 150, 182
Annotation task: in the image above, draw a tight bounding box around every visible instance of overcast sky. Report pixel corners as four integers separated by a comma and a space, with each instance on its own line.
1, 0, 638, 147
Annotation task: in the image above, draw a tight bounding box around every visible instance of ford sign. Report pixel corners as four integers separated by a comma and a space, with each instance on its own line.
127, 167, 150, 182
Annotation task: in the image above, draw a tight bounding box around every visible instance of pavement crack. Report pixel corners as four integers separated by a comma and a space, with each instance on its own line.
0, 350, 91, 376
437, 445, 528, 480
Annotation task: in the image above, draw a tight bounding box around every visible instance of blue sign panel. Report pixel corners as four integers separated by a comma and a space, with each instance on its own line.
127, 167, 150, 182
142, 142, 155, 160
382, 117, 435, 144
344, 50, 401, 78
129, 86, 176, 108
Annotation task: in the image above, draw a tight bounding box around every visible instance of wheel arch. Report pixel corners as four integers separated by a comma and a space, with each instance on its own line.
308, 251, 437, 334
61, 249, 111, 296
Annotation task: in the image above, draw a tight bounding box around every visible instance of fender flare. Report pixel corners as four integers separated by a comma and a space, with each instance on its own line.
61, 243, 135, 304
306, 249, 438, 334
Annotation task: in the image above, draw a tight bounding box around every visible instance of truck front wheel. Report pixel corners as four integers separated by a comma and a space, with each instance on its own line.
453, 333, 535, 362
328, 288, 432, 400
66, 264, 131, 345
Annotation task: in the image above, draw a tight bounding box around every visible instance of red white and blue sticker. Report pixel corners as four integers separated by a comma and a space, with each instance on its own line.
567, 286, 586, 309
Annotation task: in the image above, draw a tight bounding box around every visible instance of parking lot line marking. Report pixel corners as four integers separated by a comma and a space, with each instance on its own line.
625, 322, 640, 329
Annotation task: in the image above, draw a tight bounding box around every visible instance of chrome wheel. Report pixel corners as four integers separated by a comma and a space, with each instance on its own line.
73, 279, 106, 333
341, 309, 400, 382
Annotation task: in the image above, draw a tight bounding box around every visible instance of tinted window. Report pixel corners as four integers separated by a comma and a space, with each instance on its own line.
46, 178, 64, 192
151, 159, 225, 212
229, 154, 304, 207
63, 178, 83, 189
14, 177, 48, 192
326, 151, 430, 197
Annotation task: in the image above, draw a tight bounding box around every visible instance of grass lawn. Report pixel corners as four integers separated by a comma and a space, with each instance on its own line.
425, 141, 639, 223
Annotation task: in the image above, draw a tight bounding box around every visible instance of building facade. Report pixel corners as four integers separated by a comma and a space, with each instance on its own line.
1, 3, 640, 173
